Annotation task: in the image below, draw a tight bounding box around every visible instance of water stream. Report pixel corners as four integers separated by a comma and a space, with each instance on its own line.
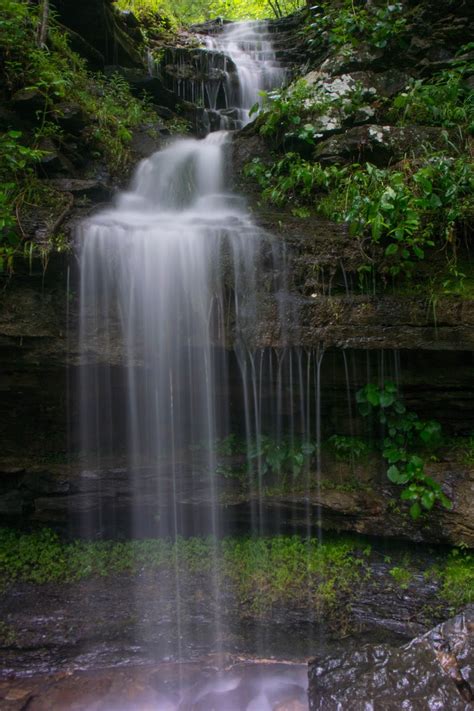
78, 21, 336, 711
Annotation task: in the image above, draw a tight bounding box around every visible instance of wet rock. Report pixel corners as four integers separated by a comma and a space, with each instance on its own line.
0, 490, 24, 516
232, 131, 273, 177
319, 44, 385, 76
35, 137, 76, 177
130, 125, 164, 158
152, 105, 175, 120
313, 124, 455, 165
10, 88, 45, 115
0, 660, 308, 711
51, 102, 88, 133
1, 454, 473, 546
119, 10, 140, 30
308, 606, 474, 710
128, 76, 188, 111
45, 178, 113, 201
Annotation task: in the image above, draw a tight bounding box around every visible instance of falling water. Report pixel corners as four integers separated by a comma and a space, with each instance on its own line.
205, 21, 287, 126
159, 21, 286, 130
77, 19, 330, 710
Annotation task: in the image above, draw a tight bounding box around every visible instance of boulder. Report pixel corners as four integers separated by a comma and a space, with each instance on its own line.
313, 124, 455, 165
10, 89, 45, 116
51, 102, 88, 133
308, 606, 474, 710
45, 178, 113, 201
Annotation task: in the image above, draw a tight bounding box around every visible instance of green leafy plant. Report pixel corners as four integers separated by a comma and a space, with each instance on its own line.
245, 151, 474, 285
249, 435, 316, 477
340, 158, 474, 278
389, 565, 413, 590
0, 130, 44, 272
244, 153, 346, 209
327, 434, 371, 462
356, 381, 450, 519
253, 77, 368, 149
307, 1, 406, 52
0, 1, 160, 270
389, 45, 474, 132
0, 527, 368, 630
440, 547, 474, 609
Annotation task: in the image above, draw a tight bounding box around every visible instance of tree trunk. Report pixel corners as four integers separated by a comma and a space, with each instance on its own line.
268, 0, 283, 18
36, 0, 50, 48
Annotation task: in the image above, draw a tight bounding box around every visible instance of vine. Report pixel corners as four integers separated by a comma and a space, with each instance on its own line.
356, 381, 451, 520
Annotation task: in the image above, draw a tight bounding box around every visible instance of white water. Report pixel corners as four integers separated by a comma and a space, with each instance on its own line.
77, 20, 313, 710
78, 130, 264, 534
206, 21, 286, 126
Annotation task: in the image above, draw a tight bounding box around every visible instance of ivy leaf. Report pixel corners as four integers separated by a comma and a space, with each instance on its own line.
358, 402, 372, 416
293, 452, 304, 467
383, 446, 404, 464
380, 391, 395, 407
385, 243, 398, 256
439, 492, 453, 510
365, 384, 381, 406
401, 487, 417, 501
419, 420, 442, 446
421, 490, 435, 510
410, 502, 422, 520
249, 102, 260, 117
387, 465, 400, 483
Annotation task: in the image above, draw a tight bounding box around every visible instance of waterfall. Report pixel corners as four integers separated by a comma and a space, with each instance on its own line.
205, 21, 287, 126
78, 131, 266, 538
77, 20, 315, 709
159, 21, 286, 130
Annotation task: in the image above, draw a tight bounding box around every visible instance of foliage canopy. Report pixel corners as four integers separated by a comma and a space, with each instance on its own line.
117, 0, 305, 24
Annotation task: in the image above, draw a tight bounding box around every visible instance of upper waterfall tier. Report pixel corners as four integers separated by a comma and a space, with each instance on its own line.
205, 21, 286, 126
159, 20, 286, 131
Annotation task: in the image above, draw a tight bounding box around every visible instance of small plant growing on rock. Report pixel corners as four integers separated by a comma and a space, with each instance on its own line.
327, 434, 370, 462
249, 435, 316, 477
356, 381, 451, 519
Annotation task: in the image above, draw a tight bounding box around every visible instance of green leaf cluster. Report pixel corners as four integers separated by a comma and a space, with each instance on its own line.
0, 528, 368, 627
356, 381, 450, 520
340, 159, 474, 278
254, 78, 367, 148
440, 547, 474, 609
249, 435, 316, 477
117, 0, 304, 24
327, 434, 371, 462
0, 130, 44, 272
0, 0, 159, 272
245, 154, 474, 282
306, 1, 407, 52
389, 45, 474, 133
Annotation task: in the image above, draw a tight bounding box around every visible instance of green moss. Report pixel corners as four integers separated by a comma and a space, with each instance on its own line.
222, 535, 368, 621
0, 622, 16, 646
388, 565, 413, 590
439, 549, 474, 609
446, 434, 474, 466
0, 528, 371, 630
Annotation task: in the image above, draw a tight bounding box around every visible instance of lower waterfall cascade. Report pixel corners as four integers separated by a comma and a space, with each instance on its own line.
65, 12, 469, 711
77, 20, 316, 709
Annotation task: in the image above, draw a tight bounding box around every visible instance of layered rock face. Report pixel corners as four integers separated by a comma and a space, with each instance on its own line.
1, 0, 473, 548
